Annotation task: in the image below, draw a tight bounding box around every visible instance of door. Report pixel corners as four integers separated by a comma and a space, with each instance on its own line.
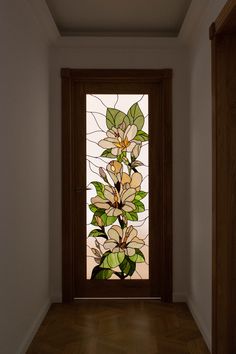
210, 0, 236, 352
62, 69, 172, 301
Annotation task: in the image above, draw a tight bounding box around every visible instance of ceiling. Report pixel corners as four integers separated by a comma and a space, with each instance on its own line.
45, 0, 192, 37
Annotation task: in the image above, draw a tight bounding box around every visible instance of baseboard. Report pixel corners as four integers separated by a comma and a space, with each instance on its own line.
52, 294, 186, 303
187, 297, 211, 352
18, 299, 51, 354
173, 292, 187, 302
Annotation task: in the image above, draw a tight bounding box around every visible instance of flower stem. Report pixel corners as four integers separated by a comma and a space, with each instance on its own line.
118, 215, 125, 229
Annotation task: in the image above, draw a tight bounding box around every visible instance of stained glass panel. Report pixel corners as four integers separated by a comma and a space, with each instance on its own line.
86, 95, 149, 280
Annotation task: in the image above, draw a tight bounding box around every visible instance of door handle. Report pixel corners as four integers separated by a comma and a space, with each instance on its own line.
74, 187, 92, 192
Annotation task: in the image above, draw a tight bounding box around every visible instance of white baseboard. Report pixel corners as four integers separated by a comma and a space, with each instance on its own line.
187, 297, 211, 352
173, 292, 187, 302
18, 299, 51, 354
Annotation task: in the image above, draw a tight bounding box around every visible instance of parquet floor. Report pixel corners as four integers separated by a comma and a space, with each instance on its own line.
27, 301, 210, 354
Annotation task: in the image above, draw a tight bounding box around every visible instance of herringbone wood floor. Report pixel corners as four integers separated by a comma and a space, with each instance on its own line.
27, 301, 209, 354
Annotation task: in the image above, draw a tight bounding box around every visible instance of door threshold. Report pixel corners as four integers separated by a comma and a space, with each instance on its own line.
74, 297, 162, 300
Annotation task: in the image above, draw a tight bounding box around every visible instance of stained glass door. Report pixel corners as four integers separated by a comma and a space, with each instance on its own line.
62, 70, 172, 301
86, 94, 149, 281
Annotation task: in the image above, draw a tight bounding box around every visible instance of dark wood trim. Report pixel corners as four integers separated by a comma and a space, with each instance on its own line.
161, 75, 173, 302
211, 27, 217, 354
210, 0, 236, 38
61, 69, 172, 303
61, 69, 172, 81
211, 1, 236, 352
61, 70, 74, 302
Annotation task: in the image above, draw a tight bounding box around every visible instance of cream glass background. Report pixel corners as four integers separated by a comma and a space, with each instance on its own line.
86, 94, 149, 279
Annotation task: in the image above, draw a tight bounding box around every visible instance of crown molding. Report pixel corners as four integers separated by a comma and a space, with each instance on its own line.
52, 36, 185, 50
26, 0, 60, 43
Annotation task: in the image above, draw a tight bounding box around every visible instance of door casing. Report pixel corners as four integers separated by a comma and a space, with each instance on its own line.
210, 0, 236, 352
61, 69, 173, 302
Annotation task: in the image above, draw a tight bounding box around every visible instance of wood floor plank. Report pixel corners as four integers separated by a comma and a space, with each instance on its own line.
27, 301, 209, 354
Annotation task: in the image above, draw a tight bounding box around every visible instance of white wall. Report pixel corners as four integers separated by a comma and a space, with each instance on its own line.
0, 1, 51, 353
186, 0, 227, 350
0, 0, 229, 352
50, 37, 191, 302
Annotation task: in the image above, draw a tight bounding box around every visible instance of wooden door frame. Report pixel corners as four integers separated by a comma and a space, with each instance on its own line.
61, 69, 173, 303
210, 1, 236, 352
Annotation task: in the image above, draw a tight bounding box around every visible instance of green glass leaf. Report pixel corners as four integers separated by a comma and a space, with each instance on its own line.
91, 181, 105, 198
123, 115, 131, 127
106, 108, 128, 129
88, 229, 107, 239
100, 212, 116, 227
119, 256, 136, 276
129, 249, 145, 263
91, 266, 113, 280
134, 130, 149, 142
101, 148, 116, 158
125, 211, 138, 221
106, 216, 117, 226
127, 103, 144, 130
91, 209, 104, 226
91, 215, 98, 226
117, 151, 127, 163
89, 204, 98, 213
133, 200, 145, 213
135, 191, 148, 201
100, 251, 125, 269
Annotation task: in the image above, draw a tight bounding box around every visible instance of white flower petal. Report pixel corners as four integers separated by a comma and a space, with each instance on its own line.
126, 247, 136, 256
91, 196, 110, 209
103, 240, 117, 250
128, 238, 144, 249
125, 125, 138, 141
113, 246, 121, 253
104, 186, 115, 202
108, 225, 122, 242
130, 172, 142, 189
121, 172, 131, 185
94, 202, 110, 209
112, 225, 124, 236
126, 141, 137, 152
132, 144, 141, 158
126, 228, 138, 243
114, 209, 122, 216
121, 188, 136, 202
105, 207, 115, 216
107, 171, 118, 184
122, 202, 135, 212
118, 128, 125, 139
106, 207, 122, 217
107, 130, 115, 138
111, 147, 121, 156
98, 139, 116, 149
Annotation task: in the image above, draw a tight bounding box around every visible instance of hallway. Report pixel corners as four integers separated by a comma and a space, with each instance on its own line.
27, 301, 209, 354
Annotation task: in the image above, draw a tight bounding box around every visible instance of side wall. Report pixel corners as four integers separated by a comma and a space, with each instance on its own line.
50, 37, 191, 303
0, 1, 51, 353
186, 0, 227, 349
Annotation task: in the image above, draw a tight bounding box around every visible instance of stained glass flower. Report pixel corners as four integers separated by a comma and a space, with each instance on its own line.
106, 161, 123, 184
121, 172, 143, 191
98, 125, 138, 156
91, 185, 136, 216
131, 143, 142, 159
103, 225, 144, 257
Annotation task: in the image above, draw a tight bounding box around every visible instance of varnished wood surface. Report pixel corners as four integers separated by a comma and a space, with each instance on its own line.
211, 3, 236, 352
210, 0, 236, 37
61, 69, 173, 301
27, 301, 209, 354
